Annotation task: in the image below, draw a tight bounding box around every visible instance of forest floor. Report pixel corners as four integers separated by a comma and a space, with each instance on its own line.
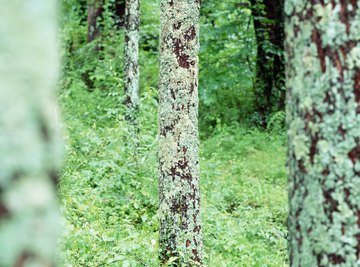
58, 88, 288, 266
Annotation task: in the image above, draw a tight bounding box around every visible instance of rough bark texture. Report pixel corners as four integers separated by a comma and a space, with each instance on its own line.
159, 0, 203, 265
286, 1, 360, 266
0, 1, 61, 266
87, 0, 104, 42
251, 0, 285, 126
124, 0, 140, 121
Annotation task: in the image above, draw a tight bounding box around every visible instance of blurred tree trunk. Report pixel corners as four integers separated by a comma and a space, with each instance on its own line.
124, 0, 140, 122
250, 0, 284, 127
0, 1, 62, 266
87, 0, 104, 42
113, 0, 126, 28
158, 0, 203, 265
286, 1, 360, 266
272, 0, 285, 111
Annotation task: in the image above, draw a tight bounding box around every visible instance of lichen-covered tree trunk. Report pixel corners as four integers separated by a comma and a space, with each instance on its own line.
158, 0, 203, 265
250, 0, 285, 126
0, 1, 61, 266
286, 1, 360, 266
87, 0, 104, 42
124, 0, 140, 121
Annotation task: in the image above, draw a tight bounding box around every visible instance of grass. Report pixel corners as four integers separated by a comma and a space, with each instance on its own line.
201, 128, 288, 266
58, 86, 288, 266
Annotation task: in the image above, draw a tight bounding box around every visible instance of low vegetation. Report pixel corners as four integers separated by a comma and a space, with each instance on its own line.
59, 0, 288, 265
58, 88, 288, 266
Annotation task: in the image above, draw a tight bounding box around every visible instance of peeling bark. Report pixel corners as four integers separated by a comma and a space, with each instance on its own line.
286, 1, 360, 266
159, 0, 203, 265
0, 1, 61, 266
124, 0, 140, 122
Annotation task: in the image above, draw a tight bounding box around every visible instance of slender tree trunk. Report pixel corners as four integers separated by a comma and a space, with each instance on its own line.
251, 0, 275, 123
124, 0, 140, 122
0, 1, 61, 266
286, 1, 360, 266
87, 0, 104, 42
158, 0, 203, 265
272, 0, 285, 111
250, 0, 285, 126
113, 0, 126, 28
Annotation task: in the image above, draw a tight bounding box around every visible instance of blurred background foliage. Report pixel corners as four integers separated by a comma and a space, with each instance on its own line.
58, 0, 288, 266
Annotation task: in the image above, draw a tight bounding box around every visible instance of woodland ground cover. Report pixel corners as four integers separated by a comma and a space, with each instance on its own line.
3, 0, 358, 266
58, 88, 288, 266
58, 1, 288, 265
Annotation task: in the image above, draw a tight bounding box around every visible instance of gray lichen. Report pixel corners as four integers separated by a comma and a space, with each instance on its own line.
158, 0, 203, 265
124, 0, 140, 120
286, 1, 360, 266
0, 1, 62, 266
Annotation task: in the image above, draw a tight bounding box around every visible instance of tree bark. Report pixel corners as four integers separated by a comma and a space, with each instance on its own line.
250, 0, 285, 126
0, 1, 61, 266
124, 0, 140, 121
87, 0, 104, 42
286, 1, 360, 266
158, 0, 203, 265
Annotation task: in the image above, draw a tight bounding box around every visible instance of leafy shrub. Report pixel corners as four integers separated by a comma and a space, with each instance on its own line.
267, 111, 286, 133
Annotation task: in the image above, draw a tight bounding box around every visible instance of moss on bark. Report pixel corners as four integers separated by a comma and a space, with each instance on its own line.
286, 1, 360, 266
158, 0, 203, 265
0, 1, 62, 266
124, 0, 140, 121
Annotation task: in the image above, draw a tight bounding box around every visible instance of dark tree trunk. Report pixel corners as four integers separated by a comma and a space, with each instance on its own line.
113, 0, 126, 28
273, 0, 285, 111
87, 0, 104, 42
250, 0, 285, 127
286, 1, 360, 265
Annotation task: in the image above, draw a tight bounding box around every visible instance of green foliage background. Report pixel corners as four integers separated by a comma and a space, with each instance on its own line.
58, 0, 288, 266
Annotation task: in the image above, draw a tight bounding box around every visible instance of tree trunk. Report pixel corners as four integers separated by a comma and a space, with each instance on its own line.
87, 0, 104, 42
272, 0, 285, 111
158, 0, 203, 265
286, 1, 360, 266
124, 0, 140, 122
113, 0, 126, 28
0, 1, 61, 266
250, 0, 285, 126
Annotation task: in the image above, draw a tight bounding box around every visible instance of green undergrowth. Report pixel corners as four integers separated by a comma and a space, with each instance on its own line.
58, 87, 288, 266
